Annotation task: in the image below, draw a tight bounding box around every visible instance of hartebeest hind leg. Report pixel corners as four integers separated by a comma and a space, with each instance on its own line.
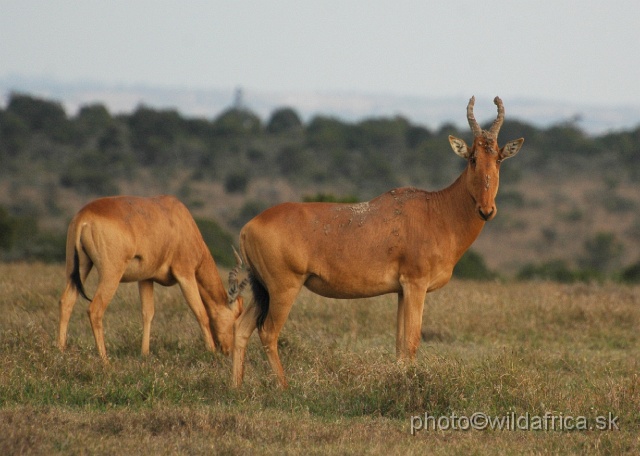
58, 282, 79, 351
58, 256, 92, 351
257, 287, 299, 388
233, 285, 300, 388
87, 270, 122, 361
138, 280, 155, 356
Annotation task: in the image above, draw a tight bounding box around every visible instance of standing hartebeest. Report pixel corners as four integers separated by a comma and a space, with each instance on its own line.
232, 96, 524, 387
58, 195, 248, 360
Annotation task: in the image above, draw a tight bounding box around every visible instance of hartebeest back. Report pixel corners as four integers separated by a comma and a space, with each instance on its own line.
233, 97, 524, 387
58, 195, 247, 360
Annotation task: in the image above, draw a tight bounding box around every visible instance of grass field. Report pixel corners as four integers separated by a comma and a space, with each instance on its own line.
1, 263, 638, 454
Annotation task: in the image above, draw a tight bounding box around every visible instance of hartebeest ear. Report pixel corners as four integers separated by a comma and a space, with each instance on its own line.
499, 138, 524, 160
449, 135, 471, 159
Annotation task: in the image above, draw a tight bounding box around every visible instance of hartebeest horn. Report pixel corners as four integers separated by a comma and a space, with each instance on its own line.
467, 96, 482, 137
487, 96, 505, 139
228, 246, 249, 305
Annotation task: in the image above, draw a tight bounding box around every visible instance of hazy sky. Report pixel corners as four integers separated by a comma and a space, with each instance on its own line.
2, 1, 639, 106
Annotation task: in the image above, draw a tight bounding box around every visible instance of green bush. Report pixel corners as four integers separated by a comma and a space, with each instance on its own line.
6, 92, 73, 142
231, 200, 269, 230
212, 108, 262, 136
276, 145, 310, 176
22, 231, 66, 263
224, 172, 249, 194
453, 250, 496, 280
266, 107, 303, 134
517, 260, 579, 283
516, 260, 603, 283
60, 167, 119, 195
621, 261, 640, 283
194, 218, 236, 268
579, 232, 624, 273
1, 215, 65, 263
0, 206, 16, 250
302, 193, 359, 203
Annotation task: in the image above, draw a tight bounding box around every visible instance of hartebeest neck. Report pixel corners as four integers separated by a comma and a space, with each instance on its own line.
195, 252, 230, 310
195, 248, 238, 354
433, 167, 486, 261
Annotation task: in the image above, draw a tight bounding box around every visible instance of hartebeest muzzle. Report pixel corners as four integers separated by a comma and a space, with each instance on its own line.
478, 207, 495, 221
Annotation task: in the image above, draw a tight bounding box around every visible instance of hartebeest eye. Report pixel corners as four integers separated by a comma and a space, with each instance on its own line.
469, 156, 477, 167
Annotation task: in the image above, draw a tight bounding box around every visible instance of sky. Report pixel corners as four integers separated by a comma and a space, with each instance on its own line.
1, 0, 639, 108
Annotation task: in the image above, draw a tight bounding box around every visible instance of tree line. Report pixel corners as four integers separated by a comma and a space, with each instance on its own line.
2, 92, 639, 192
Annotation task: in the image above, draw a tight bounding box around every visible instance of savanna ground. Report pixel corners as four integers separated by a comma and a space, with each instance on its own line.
1, 263, 638, 454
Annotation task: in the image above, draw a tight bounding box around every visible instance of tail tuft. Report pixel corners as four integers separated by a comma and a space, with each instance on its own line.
71, 250, 91, 301
250, 273, 269, 330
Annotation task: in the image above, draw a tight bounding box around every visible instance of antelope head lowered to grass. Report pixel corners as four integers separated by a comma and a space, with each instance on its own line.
233, 96, 524, 388
58, 195, 248, 360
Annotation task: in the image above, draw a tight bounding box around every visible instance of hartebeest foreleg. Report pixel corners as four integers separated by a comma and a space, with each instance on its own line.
139, 280, 155, 356
233, 302, 259, 387
176, 275, 216, 352
396, 279, 427, 359
396, 293, 406, 358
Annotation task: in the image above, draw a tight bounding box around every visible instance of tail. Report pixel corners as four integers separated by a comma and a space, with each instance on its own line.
71, 248, 91, 301
250, 272, 269, 330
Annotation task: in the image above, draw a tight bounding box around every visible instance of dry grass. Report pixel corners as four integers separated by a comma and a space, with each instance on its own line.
1, 263, 639, 454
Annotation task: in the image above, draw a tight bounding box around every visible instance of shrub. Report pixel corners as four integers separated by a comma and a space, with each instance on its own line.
302, 193, 359, 203
60, 167, 118, 195
579, 232, 624, 273
212, 108, 262, 136
1, 215, 66, 263
224, 172, 249, 194
453, 250, 496, 280
517, 260, 578, 283
276, 145, 309, 176
621, 261, 640, 283
231, 200, 269, 230
0, 206, 16, 250
266, 107, 303, 134
6, 92, 73, 142
194, 218, 236, 268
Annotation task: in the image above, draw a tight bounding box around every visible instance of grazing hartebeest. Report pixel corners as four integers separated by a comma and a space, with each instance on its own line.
233, 96, 524, 387
58, 195, 247, 360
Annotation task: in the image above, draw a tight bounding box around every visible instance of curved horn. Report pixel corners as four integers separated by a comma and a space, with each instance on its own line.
467, 96, 482, 137
228, 278, 249, 306
228, 246, 248, 305
488, 96, 505, 138
232, 245, 243, 268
